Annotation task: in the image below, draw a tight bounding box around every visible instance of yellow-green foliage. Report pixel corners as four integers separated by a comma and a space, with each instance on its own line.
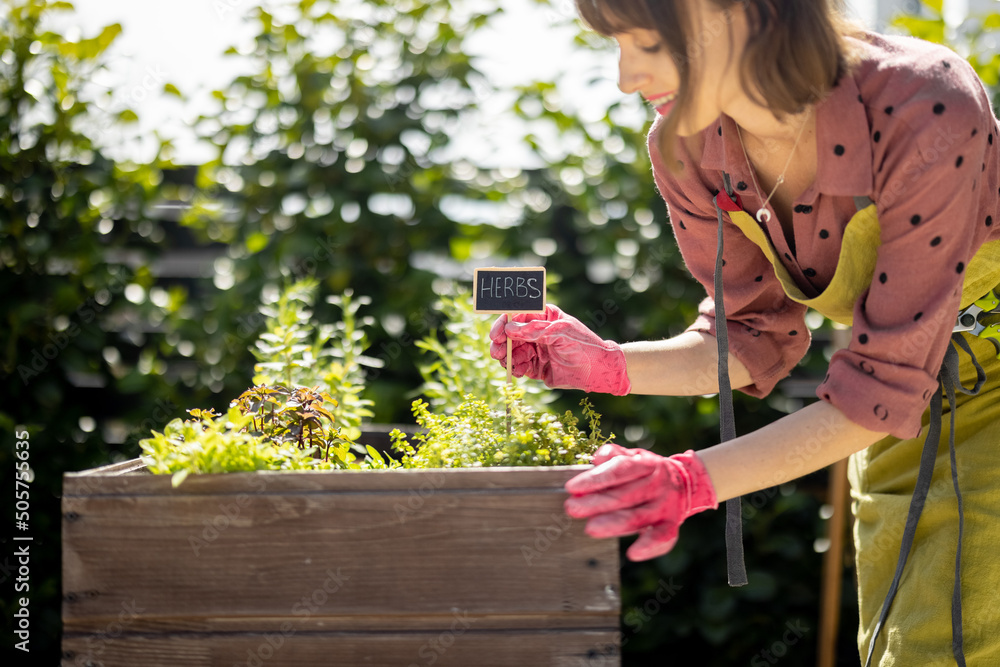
251, 279, 375, 441
415, 289, 552, 413
141, 280, 613, 480
139, 405, 367, 488
390, 387, 611, 468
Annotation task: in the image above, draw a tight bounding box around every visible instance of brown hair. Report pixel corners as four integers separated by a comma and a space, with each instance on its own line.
574, 0, 863, 171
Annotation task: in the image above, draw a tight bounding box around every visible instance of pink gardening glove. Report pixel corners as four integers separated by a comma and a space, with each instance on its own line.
564, 443, 718, 561
488, 304, 630, 395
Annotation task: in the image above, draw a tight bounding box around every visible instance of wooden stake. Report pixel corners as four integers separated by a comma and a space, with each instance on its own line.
818, 324, 852, 667
471, 268, 546, 442
506, 313, 513, 438
818, 458, 850, 667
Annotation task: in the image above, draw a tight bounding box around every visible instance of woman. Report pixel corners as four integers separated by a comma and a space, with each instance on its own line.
488, 0, 1000, 664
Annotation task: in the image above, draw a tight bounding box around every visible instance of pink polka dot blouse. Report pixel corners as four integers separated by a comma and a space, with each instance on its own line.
648, 30, 1000, 439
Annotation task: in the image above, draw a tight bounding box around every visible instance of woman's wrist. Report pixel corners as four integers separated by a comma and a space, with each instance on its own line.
622, 331, 753, 396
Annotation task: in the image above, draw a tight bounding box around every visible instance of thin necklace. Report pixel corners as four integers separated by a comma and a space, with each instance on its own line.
735, 108, 811, 224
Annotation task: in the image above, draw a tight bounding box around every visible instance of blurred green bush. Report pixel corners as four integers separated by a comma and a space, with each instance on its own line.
1, 2, 181, 659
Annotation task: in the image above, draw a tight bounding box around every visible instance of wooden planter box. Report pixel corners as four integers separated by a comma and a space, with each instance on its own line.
62, 460, 621, 666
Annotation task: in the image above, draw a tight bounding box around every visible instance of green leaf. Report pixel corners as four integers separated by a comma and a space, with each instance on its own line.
891, 15, 945, 43
246, 231, 269, 253
256, 362, 289, 371
58, 23, 123, 59
171, 469, 190, 487
163, 83, 182, 97
449, 236, 472, 261
365, 444, 385, 466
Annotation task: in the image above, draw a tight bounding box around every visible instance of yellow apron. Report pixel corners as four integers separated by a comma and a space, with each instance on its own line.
714, 183, 1000, 666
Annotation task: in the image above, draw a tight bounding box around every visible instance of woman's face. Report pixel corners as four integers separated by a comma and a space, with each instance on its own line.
613, 2, 749, 136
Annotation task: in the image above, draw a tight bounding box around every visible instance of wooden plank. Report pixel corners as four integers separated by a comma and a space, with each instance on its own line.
63, 462, 620, 666
63, 479, 619, 632
62, 612, 618, 635
75, 458, 150, 476
63, 461, 594, 497
61, 629, 621, 667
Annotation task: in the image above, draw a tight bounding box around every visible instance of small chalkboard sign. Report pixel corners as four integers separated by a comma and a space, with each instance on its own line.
473, 267, 546, 314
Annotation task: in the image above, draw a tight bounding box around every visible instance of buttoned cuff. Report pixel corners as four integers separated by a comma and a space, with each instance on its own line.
687, 312, 810, 399
817, 349, 939, 440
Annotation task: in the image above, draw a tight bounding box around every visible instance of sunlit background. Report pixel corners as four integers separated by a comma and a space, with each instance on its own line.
50, 0, 996, 166
53, 0, 623, 166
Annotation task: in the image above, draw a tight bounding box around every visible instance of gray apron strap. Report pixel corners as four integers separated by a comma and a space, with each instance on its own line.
942, 342, 967, 667
715, 180, 976, 661
714, 172, 747, 587
854, 195, 874, 211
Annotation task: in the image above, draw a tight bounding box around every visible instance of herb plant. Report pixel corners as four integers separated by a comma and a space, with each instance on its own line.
251, 279, 375, 441
140, 401, 363, 488
415, 289, 552, 413
231, 384, 354, 463
141, 279, 612, 480
140, 280, 388, 482
401, 283, 611, 468
390, 386, 609, 468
